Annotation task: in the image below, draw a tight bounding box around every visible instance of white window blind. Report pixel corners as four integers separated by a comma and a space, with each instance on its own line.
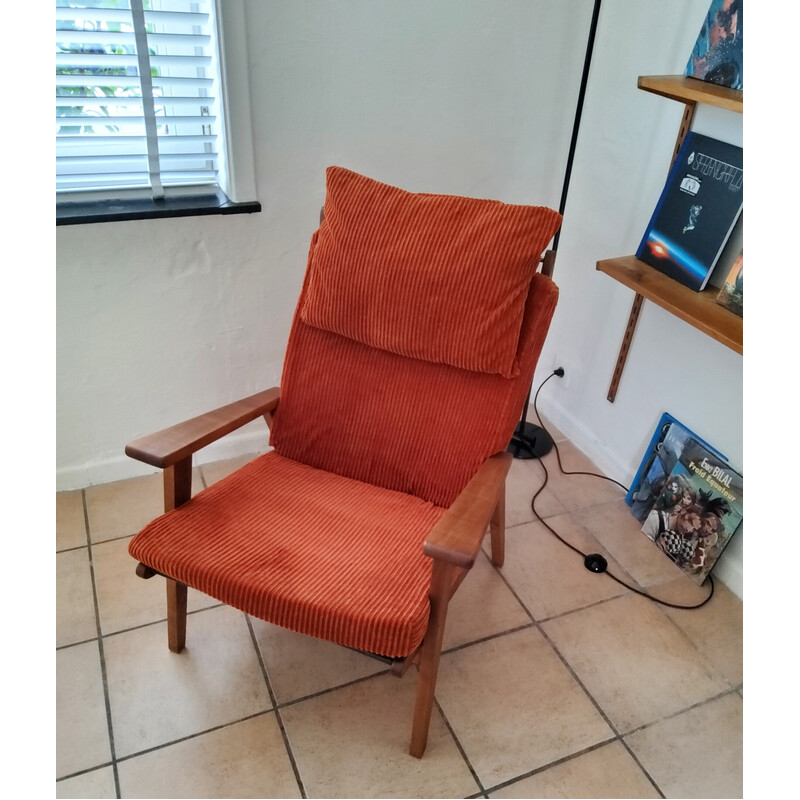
56, 0, 225, 198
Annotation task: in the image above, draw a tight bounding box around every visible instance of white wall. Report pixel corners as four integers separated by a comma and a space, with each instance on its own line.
56, 1, 743, 596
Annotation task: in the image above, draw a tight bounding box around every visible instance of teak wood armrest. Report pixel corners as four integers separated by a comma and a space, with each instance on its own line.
423, 451, 511, 569
125, 388, 281, 468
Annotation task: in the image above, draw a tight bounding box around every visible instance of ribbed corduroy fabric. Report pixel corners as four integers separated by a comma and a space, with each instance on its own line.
128, 452, 444, 658
272, 265, 559, 508
301, 167, 562, 378
129, 169, 561, 659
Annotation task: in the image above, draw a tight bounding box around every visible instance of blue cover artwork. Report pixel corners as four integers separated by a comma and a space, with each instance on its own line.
684, 0, 743, 91
636, 131, 743, 291
626, 413, 727, 524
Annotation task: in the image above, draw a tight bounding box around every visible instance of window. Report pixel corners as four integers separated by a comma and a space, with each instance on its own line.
56, 0, 259, 223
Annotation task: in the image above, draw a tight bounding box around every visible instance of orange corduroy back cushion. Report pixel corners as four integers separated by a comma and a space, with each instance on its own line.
272, 249, 560, 507
300, 166, 561, 378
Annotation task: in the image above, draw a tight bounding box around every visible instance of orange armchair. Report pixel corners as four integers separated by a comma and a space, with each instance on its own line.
126, 167, 561, 757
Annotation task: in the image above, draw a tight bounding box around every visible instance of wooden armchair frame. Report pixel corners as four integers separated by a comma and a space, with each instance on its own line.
125, 386, 509, 757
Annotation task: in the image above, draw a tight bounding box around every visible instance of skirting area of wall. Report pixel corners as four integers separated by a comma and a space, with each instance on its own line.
56, 422, 272, 492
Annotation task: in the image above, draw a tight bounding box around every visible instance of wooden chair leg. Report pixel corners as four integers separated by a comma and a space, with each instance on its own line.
489, 483, 506, 567
409, 560, 452, 758
167, 578, 188, 653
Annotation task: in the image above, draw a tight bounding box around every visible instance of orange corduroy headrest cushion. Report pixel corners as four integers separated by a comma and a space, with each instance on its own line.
300, 166, 562, 378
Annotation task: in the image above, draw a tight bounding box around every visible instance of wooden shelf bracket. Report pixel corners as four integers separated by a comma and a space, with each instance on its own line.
607, 294, 644, 402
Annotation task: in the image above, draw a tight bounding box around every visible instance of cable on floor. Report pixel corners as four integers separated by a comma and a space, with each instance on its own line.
520, 371, 715, 611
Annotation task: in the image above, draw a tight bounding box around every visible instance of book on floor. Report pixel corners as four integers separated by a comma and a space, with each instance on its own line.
636, 131, 743, 292
626, 413, 727, 525
641, 440, 742, 585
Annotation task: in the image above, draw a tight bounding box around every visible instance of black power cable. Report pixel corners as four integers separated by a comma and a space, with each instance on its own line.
521, 370, 715, 611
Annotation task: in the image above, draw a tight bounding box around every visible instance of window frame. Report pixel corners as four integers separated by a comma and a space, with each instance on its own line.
55, 0, 260, 225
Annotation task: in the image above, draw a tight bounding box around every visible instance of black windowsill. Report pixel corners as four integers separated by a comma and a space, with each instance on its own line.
56, 189, 261, 226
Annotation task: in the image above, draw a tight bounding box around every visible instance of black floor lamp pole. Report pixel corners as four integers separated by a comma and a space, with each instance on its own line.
509, 0, 603, 460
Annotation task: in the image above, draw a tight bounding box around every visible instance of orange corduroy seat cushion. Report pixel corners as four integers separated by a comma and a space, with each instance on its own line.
128, 450, 445, 658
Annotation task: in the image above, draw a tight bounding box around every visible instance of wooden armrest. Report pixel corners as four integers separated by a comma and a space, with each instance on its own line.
125, 388, 280, 469
423, 451, 512, 569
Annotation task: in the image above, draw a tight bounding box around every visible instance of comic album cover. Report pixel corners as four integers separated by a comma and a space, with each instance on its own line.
641, 441, 742, 585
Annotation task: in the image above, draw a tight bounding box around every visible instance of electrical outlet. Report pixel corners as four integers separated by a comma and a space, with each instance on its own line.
553, 358, 570, 388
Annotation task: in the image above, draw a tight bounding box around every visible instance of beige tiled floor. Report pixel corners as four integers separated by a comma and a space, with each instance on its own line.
56, 428, 743, 799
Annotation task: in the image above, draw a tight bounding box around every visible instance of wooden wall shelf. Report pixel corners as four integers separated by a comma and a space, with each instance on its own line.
597, 256, 742, 354
600, 74, 742, 402
637, 75, 743, 114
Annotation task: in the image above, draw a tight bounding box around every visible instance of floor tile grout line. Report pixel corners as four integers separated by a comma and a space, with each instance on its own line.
56, 762, 116, 785
616, 739, 667, 799
481, 544, 667, 795
441, 622, 536, 657
56, 542, 93, 555
533, 591, 630, 625
93, 601, 227, 643
245, 614, 307, 800
81, 487, 91, 546
267, 623, 560, 715
486, 736, 665, 798
82, 489, 122, 800
534, 620, 624, 737
533, 616, 692, 800
84, 532, 138, 548
56, 600, 228, 654
57, 635, 100, 651
607, 681, 732, 800
112, 710, 274, 765
433, 697, 487, 797
479, 735, 619, 796
76, 596, 434, 714
275, 668, 390, 711
620, 686, 742, 739
504, 513, 560, 530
